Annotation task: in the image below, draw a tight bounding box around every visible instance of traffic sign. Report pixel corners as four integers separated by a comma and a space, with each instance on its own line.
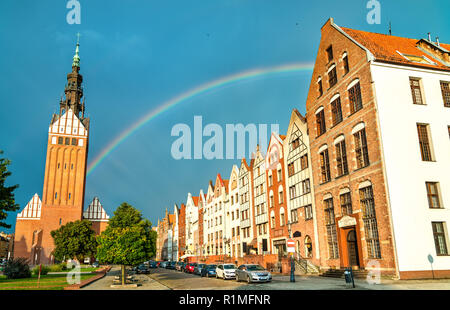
287, 239, 295, 252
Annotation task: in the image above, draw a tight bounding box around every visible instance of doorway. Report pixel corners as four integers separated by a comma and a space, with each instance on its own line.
347, 230, 359, 267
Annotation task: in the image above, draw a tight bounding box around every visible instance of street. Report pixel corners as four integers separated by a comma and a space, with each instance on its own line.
148, 268, 369, 290
81, 266, 450, 290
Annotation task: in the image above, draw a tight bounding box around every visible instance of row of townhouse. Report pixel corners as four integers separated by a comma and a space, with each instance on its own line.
156, 18, 450, 279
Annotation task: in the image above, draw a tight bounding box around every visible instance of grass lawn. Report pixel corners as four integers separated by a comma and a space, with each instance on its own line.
0, 273, 97, 290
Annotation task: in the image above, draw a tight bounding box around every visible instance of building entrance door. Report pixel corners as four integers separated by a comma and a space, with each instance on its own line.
347, 230, 359, 267
275, 243, 286, 256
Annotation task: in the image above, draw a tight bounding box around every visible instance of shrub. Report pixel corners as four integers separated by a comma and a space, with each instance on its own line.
48, 263, 68, 272
4, 258, 31, 279
32, 265, 50, 276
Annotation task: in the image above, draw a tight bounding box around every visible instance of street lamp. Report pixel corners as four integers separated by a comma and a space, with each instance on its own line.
287, 220, 295, 283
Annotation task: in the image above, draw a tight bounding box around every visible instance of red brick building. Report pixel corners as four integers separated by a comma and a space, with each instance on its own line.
197, 190, 206, 257
305, 18, 397, 275
177, 203, 186, 259
14, 41, 109, 265
265, 133, 289, 255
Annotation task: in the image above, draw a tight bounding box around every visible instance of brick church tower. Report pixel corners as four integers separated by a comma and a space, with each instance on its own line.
14, 38, 109, 265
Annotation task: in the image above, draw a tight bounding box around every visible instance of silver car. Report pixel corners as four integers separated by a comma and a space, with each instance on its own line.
235, 264, 272, 283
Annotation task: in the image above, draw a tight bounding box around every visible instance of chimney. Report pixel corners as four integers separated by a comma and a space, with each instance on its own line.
436, 37, 440, 47
428, 32, 431, 41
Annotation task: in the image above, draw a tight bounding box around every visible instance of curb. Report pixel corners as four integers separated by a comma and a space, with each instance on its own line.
64, 266, 112, 290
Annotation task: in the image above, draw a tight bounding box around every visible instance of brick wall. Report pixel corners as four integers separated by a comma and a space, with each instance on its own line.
304, 19, 397, 276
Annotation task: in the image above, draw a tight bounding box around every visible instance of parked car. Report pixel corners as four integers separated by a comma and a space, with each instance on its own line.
200, 264, 217, 277
235, 264, 272, 283
166, 261, 176, 269
92, 261, 99, 268
216, 264, 237, 279
185, 262, 197, 273
180, 262, 187, 272
159, 261, 168, 268
175, 261, 184, 271
148, 261, 157, 268
136, 264, 150, 274
193, 263, 206, 275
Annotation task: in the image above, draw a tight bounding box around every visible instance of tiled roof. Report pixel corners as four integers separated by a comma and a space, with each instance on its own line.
168, 213, 175, 224
341, 27, 450, 71
292, 108, 306, 121
222, 179, 229, 191
192, 196, 199, 206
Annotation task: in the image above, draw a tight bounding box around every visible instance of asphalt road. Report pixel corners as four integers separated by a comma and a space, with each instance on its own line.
148, 268, 450, 290
148, 267, 280, 290
82, 266, 450, 290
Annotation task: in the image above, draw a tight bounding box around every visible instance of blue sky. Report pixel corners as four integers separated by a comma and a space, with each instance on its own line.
1, 0, 449, 232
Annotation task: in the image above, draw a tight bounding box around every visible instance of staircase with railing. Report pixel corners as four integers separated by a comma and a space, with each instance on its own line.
292, 253, 320, 274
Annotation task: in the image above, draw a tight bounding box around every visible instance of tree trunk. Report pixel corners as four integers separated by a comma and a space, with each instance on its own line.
121, 265, 125, 286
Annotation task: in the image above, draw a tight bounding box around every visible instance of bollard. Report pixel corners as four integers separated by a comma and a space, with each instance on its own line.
344, 268, 355, 288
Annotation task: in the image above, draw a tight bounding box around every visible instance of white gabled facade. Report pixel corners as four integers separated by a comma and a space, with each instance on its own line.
283, 109, 320, 260
371, 61, 450, 275
172, 204, 179, 262
252, 146, 270, 255
198, 190, 206, 257
204, 180, 227, 256
238, 158, 256, 255
227, 165, 241, 259
49, 108, 88, 147
83, 197, 110, 228
185, 193, 198, 256
17, 194, 42, 220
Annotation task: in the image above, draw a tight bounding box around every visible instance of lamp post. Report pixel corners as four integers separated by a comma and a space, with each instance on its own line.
287, 220, 295, 283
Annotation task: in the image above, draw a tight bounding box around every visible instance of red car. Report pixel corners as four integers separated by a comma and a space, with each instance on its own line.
185, 262, 197, 273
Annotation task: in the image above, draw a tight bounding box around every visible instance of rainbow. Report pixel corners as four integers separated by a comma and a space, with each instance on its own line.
86, 63, 314, 176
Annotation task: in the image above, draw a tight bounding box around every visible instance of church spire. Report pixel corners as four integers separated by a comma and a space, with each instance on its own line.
72, 33, 81, 68
59, 33, 84, 117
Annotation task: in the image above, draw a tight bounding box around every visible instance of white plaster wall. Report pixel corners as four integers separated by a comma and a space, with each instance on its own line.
371, 62, 450, 272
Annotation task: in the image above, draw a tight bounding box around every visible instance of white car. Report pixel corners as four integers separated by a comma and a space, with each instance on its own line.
216, 264, 237, 279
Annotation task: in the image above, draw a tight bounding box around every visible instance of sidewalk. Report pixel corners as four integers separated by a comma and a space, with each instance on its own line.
81, 266, 170, 290
263, 274, 450, 290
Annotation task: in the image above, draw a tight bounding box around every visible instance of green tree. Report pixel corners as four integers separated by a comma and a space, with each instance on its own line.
50, 220, 97, 263
0, 150, 19, 228
108, 202, 156, 258
97, 202, 156, 285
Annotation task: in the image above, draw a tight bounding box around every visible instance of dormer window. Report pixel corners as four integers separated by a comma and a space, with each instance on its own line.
397, 51, 435, 65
